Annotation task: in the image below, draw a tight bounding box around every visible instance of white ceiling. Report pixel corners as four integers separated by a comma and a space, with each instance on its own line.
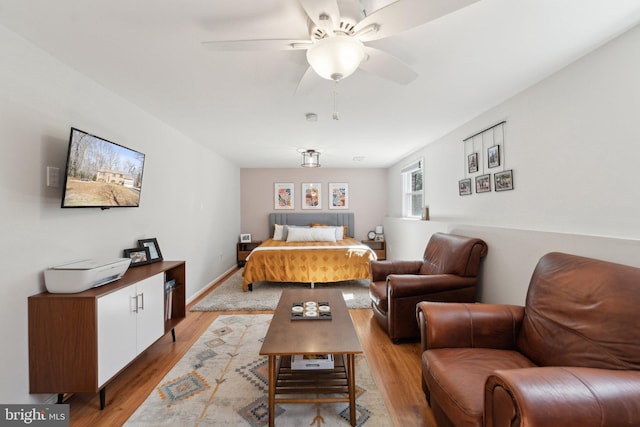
1, 0, 639, 168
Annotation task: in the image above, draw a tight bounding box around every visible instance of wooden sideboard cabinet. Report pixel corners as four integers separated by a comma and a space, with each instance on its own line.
237, 241, 262, 267
28, 261, 186, 409
361, 240, 386, 260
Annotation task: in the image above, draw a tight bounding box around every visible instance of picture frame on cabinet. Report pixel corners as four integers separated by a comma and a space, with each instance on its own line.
328, 182, 348, 209
274, 182, 294, 210
488, 145, 500, 168
494, 169, 514, 192
301, 183, 321, 209
475, 174, 491, 193
124, 246, 151, 267
138, 238, 163, 263
240, 233, 252, 243
459, 178, 472, 196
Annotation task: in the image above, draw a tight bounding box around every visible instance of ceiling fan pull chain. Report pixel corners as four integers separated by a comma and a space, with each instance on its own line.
333, 81, 339, 120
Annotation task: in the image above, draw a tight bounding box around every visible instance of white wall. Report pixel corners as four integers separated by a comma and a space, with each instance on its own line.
240, 168, 387, 241
386, 24, 640, 304
383, 218, 640, 305
0, 26, 240, 404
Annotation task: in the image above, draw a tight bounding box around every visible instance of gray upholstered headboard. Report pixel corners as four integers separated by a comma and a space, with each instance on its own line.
269, 213, 355, 238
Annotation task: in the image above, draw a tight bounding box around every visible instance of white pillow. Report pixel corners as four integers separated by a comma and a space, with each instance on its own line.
286, 226, 336, 242
312, 226, 343, 240
273, 224, 285, 241
333, 226, 344, 240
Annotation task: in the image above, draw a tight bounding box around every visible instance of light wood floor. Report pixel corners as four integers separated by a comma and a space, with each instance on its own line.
66, 272, 436, 426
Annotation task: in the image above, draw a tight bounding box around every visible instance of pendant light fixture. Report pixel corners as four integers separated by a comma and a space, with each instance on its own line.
301, 149, 321, 168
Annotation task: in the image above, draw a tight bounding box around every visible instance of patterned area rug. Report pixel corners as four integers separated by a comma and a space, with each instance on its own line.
125, 314, 391, 426
190, 269, 372, 311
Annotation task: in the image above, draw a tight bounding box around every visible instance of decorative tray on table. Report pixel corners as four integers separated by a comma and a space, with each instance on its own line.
291, 301, 332, 320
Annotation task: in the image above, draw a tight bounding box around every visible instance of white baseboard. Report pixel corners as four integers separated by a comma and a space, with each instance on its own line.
187, 265, 237, 305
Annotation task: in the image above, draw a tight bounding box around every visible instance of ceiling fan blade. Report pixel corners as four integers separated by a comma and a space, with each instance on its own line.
359, 46, 418, 85
354, 0, 480, 42
298, 0, 340, 34
202, 39, 312, 51
294, 66, 322, 95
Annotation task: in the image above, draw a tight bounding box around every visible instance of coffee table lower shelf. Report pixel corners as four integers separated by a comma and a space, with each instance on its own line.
267, 353, 357, 425
276, 354, 349, 400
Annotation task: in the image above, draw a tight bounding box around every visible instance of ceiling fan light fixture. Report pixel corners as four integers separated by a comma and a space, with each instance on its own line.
306, 36, 365, 81
301, 149, 321, 168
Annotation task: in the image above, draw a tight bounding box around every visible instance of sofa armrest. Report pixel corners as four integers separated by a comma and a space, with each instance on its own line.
416, 301, 524, 353
485, 367, 640, 427
388, 274, 477, 298
370, 260, 423, 282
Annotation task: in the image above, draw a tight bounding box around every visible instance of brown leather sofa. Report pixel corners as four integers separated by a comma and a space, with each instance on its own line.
369, 232, 487, 343
417, 252, 640, 427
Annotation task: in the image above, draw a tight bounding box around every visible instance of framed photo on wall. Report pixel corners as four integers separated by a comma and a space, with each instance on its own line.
328, 182, 348, 209
274, 183, 294, 210
468, 153, 478, 173
488, 145, 500, 168
301, 183, 321, 209
459, 178, 472, 196
475, 174, 491, 193
494, 169, 514, 191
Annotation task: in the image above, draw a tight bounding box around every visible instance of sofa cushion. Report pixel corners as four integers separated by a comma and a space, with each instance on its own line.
424, 348, 536, 427
517, 252, 640, 370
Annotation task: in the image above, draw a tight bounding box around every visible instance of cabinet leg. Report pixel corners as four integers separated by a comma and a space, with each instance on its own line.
248, 283, 253, 292
171, 328, 176, 342
100, 388, 106, 410
57, 393, 64, 404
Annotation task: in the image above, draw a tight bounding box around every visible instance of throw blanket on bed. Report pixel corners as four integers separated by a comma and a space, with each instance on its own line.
242, 237, 376, 291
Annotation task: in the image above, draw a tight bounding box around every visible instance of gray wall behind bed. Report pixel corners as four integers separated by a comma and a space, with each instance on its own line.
269, 213, 355, 237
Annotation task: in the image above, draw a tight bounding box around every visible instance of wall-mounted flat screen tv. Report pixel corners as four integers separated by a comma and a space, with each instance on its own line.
61, 127, 145, 209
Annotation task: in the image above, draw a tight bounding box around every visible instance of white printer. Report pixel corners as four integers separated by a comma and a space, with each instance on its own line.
44, 258, 132, 293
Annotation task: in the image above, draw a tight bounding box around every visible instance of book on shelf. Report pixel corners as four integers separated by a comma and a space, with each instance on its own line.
165, 279, 176, 321
291, 354, 334, 370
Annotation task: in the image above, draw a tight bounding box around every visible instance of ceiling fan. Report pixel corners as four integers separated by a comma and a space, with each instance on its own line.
203, 0, 479, 92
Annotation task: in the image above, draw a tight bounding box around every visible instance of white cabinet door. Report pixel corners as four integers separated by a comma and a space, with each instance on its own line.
96, 273, 164, 387
134, 273, 164, 353
97, 286, 137, 387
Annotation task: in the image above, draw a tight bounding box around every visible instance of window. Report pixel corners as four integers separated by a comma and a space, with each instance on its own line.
402, 160, 423, 218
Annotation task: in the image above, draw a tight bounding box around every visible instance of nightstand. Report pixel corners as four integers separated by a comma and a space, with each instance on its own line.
237, 241, 262, 267
361, 240, 386, 260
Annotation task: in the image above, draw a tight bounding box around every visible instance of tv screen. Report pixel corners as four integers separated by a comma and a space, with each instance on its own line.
61, 128, 145, 209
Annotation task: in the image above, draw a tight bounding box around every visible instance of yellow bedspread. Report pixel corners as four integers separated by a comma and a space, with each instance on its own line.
242, 237, 376, 291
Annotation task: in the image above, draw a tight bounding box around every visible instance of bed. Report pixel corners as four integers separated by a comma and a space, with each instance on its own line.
242, 213, 377, 291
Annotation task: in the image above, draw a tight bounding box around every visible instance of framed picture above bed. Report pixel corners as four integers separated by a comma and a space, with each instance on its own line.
301, 183, 321, 209
328, 183, 348, 209
274, 183, 294, 210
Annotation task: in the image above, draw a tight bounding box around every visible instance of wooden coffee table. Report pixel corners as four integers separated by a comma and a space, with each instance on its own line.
259, 288, 364, 426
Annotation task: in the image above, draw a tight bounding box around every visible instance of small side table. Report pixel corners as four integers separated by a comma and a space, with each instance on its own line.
361, 240, 386, 260
237, 241, 262, 267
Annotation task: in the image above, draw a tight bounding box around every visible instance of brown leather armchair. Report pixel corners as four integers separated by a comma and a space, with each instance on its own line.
369, 232, 487, 343
417, 252, 640, 427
